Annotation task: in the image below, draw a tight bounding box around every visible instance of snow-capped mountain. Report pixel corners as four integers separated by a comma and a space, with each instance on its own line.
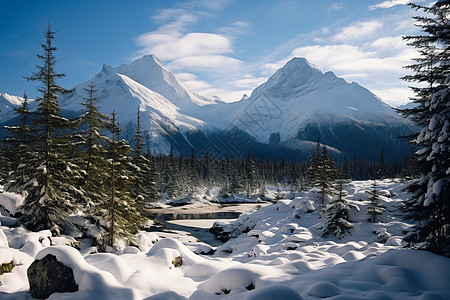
0, 93, 26, 120
233, 57, 410, 143
59, 55, 220, 152
1, 55, 415, 161
221, 58, 415, 161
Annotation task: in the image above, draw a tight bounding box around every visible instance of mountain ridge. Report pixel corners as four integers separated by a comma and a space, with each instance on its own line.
0, 55, 415, 161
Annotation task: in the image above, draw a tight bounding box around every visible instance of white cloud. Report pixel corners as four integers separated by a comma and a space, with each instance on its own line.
201, 88, 252, 102
131, 0, 420, 105
136, 32, 233, 61
291, 44, 416, 104
260, 59, 289, 76
329, 3, 343, 11
168, 55, 244, 72
369, 0, 409, 10
232, 74, 267, 89
132, 0, 253, 103
369, 36, 406, 50
183, 79, 212, 91
332, 21, 383, 42
371, 87, 414, 107
218, 21, 251, 36
175, 72, 198, 81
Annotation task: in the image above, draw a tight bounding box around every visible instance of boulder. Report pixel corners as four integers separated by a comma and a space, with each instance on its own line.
27, 254, 78, 299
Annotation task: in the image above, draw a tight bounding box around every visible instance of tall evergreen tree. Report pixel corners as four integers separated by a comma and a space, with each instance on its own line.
245, 154, 258, 197
13, 25, 82, 231
366, 181, 385, 223
131, 108, 159, 210
322, 176, 352, 239
71, 81, 112, 243
307, 139, 322, 186
400, 1, 450, 255
228, 164, 244, 196
0, 143, 9, 185
78, 81, 109, 174
104, 111, 140, 248
310, 145, 338, 206
161, 147, 180, 199
376, 149, 387, 180
4, 93, 33, 175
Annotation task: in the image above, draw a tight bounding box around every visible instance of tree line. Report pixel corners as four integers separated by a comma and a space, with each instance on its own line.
0, 0, 448, 256
0, 25, 422, 250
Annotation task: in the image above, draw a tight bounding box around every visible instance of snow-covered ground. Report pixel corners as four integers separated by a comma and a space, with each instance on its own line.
1, 180, 449, 299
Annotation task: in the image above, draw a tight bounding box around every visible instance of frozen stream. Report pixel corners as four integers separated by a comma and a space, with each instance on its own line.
147, 203, 270, 247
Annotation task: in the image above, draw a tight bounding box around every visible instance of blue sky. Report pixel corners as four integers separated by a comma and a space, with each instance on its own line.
0, 0, 428, 106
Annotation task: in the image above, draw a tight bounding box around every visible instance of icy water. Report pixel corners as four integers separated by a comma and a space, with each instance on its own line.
147, 203, 269, 246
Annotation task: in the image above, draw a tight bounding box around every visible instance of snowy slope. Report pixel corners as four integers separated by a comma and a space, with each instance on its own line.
230, 57, 412, 143
1, 180, 450, 299
0, 93, 26, 123
59, 57, 213, 153
111, 55, 218, 109
3, 55, 415, 159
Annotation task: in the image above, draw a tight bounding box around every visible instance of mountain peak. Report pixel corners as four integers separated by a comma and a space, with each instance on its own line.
249, 57, 328, 100
127, 54, 165, 73
283, 57, 322, 74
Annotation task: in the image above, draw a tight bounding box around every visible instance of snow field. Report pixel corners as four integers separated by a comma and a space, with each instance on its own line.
0, 180, 449, 299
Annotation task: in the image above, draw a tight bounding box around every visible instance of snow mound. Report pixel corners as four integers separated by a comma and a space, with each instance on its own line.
146, 237, 206, 267
0, 192, 24, 215
35, 246, 137, 299
244, 285, 303, 300
0, 181, 449, 299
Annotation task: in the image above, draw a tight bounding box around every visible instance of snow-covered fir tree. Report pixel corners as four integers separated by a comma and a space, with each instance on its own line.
131, 108, 159, 211
245, 154, 258, 197
77, 81, 109, 175
307, 139, 322, 187
400, 0, 450, 255
376, 149, 387, 180
308, 140, 338, 206
0, 143, 9, 185
11, 25, 84, 231
73, 82, 111, 243
322, 177, 352, 239
3, 93, 33, 178
228, 164, 244, 196
365, 181, 385, 223
103, 111, 140, 248
161, 147, 180, 199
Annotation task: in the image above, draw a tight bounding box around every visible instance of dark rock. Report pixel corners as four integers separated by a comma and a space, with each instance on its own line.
27, 254, 78, 299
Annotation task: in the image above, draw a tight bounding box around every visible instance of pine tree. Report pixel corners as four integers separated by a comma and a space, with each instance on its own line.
245, 154, 258, 197
0, 143, 10, 185
376, 149, 387, 180
78, 81, 109, 174
400, 1, 450, 255
0, 109, 4, 183
228, 164, 244, 196
104, 111, 140, 248
399, 155, 423, 182
13, 25, 83, 231
71, 82, 112, 243
307, 139, 322, 187
322, 177, 352, 239
131, 108, 159, 211
310, 145, 338, 206
3, 93, 33, 177
365, 181, 385, 223
162, 147, 180, 199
